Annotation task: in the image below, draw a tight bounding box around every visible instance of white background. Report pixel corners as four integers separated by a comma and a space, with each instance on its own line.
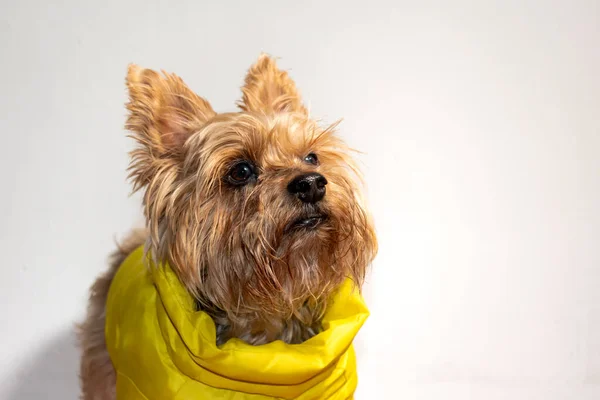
1, 1, 599, 399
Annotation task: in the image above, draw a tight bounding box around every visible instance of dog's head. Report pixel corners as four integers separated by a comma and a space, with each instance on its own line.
125, 54, 376, 335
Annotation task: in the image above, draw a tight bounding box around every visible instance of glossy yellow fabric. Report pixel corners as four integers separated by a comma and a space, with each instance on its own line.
105, 246, 369, 399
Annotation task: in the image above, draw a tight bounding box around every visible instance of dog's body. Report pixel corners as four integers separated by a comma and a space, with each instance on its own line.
78, 55, 376, 399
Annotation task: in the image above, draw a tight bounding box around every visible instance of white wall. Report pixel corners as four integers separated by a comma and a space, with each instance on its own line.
1, 1, 598, 399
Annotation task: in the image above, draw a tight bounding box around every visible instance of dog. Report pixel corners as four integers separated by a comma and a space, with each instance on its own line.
78, 54, 377, 399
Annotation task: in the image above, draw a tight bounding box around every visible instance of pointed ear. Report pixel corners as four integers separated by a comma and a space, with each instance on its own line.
238, 54, 307, 114
125, 64, 216, 189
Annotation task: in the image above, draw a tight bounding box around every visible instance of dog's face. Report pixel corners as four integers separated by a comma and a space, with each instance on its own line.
126, 55, 376, 334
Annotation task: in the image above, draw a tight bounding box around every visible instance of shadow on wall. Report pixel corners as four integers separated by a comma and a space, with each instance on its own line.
7, 329, 79, 400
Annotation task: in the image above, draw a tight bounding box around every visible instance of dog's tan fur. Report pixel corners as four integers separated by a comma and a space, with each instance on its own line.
78, 229, 146, 399
78, 55, 376, 399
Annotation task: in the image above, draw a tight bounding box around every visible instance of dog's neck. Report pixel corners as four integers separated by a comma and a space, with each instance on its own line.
196, 300, 324, 346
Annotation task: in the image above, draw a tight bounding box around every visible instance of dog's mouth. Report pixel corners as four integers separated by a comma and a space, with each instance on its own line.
285, 213, 328, 233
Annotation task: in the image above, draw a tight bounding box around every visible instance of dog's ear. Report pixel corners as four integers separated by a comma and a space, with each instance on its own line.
238, 54, 307, 114
125, 64, 216, 190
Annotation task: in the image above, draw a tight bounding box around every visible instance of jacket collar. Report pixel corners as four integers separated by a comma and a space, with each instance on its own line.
152, 256, 369, 397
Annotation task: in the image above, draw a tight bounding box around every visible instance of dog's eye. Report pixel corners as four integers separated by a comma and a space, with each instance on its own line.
227, 161, 255, 185
304, 153, 318, 165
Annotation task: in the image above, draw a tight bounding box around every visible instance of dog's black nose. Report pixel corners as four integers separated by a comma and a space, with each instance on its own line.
287, 173, 328, 203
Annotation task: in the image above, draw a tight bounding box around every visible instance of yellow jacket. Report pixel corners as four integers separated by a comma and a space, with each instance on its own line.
105, 246, 369, 399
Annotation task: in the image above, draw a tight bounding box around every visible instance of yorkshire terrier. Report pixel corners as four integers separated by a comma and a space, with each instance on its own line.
78, 54, 376, 399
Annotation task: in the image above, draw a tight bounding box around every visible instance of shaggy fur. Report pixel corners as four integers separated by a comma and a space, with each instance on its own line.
78, 54, 377, 399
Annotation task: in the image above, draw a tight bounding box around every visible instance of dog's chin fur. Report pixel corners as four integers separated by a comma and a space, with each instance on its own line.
78, 54, 377, 399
